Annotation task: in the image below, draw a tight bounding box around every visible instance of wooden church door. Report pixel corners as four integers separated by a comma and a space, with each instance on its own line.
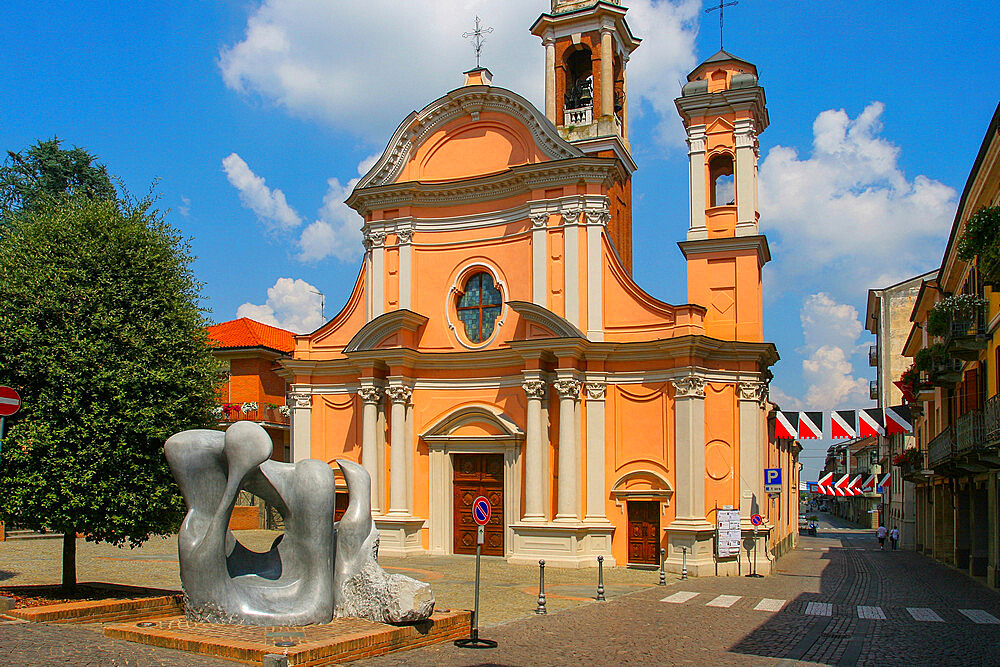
453, 453, 504, 556
627, 501, 660, 565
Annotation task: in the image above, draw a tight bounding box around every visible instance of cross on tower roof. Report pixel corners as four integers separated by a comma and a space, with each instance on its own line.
462, 16, 494, 69
705, 0, 739, 51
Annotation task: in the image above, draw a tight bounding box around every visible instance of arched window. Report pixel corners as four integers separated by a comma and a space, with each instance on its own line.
709, 154, 735, 207
456, 272, 502, 343
564, 48, 593, 110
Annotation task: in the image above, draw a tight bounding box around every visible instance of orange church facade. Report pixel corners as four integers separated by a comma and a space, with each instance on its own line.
278, 0, 797, 574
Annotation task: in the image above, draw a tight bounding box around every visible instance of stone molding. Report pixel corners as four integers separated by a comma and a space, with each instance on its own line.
560, 207, 581, 226
672, 375, 705, 399
737, 381, 767, 405
521, 380, 547, 399
357, 386, 383, 405
585, 206, 610, 226
553, 379, 581, 399
529, 212, 549, 228
584, 381, 607, 400
395, 228, 413, 244
363, 230, 386, 251
386, 386, 413, 404
288, 392, 312, 409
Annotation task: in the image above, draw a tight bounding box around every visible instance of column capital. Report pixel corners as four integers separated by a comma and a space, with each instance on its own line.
358, 386, 383, 404
560, 207, 581, 227
554, 378, 581, 399
672, 375, 705, 399
585, 206, 610, 226
529, 212, 549, 228
395, 227, 413, 244
584, 381, 607, 400
288, 391, 312, 409
386, 385, 412, 404
363, 230, 385, 251
737, 381, 768, 405
522, 379, 547, 399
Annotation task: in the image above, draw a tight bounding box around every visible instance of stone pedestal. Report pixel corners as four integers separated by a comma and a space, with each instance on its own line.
374, 516, 425, 557
664, 519, 715, 576
508, 522, 615, 568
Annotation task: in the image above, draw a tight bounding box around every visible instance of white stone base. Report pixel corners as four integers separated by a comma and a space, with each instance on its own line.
508, 521, 616, 568
664, 518, 716, 576
374, 516, 425, 557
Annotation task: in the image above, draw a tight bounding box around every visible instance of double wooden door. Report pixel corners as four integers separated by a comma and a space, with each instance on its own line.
627, 501, 660, 565
453, 453, 504, 556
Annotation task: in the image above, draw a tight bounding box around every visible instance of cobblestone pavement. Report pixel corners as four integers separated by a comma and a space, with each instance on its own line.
3, 517, 1000, 665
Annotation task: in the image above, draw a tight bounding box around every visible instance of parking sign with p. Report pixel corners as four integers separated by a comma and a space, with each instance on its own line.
764, 468, 782, 493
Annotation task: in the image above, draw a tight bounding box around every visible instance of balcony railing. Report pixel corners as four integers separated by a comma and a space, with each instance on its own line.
869, 345, 878, 367
928, 426, 955, 467
984, 394, 1000, 445
564, 106, 593, 126
869, 380, 878, 400
217, 407, 290, 426
929, 357, 963, 389
945, 305, 988, 361
955, 410, 985, 455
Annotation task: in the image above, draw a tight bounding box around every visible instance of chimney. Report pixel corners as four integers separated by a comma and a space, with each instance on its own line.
463, 67, 493, 86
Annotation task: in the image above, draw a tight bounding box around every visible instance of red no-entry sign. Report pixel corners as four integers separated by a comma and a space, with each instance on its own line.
0, 386, 20, 417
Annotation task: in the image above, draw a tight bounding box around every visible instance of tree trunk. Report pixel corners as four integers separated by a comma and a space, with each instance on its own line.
61, 531, 77, 593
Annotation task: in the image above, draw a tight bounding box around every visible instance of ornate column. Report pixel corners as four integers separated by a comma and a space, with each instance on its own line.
358, 384, 383, 513
543, 36, 556, 124
386, 385, 412, 516
288, 391, 312, 463
734, 119, 757, 235
737, 381, 767, 525
554, 378, 581, 522
522, 379, 548, 522
396, 226, 413, 309
600, 27, 614, 118
584, 381, 608, 522
364, 230, 386, 318
686, 125, 707, 241
530, 212, 548, 307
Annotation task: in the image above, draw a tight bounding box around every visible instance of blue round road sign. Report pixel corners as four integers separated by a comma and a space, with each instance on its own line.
472, 496, 491, 526
750, 514, 763, 526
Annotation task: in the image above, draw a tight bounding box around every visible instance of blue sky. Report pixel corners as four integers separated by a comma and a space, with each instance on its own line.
3, 1, 998, 479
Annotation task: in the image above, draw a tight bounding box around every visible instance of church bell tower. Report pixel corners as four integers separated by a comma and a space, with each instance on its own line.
531, 0, 641, 270
675, 51, 770, 342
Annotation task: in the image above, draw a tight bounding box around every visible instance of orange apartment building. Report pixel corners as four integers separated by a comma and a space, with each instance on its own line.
277, 0, 798, 574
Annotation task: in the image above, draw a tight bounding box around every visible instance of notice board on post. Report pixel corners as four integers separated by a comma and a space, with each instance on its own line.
716, 507, 741, 558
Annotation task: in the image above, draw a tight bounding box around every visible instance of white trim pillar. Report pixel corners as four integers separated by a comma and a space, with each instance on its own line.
554, 378, 581, 522
562, 207, 580, 328
584, 380, 607, 522
737, 381, 767, 524
544, 35, 556, 124
686, 125, 707, 241
530, 212, 548, 306
358, 383, 383, 514
397, 225, 413, 309
522, 377, 548, 522
386, 384, 412, 516
364, 230, 386, 318
670, 375, 707, 523
734, 119, 757, 236
288, 391, 312, 463
600, 27, 614, 118
585, 206, 609, 341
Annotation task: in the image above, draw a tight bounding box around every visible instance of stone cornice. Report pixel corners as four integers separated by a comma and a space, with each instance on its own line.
677, 234, 771, 266
674, 86, 769, 133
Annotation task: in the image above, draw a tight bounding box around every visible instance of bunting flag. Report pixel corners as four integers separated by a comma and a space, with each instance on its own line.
858, 408, 885, 437
773, 406, 913, 439
831, 411, 858, 439
775, 411, 798, 439
798, 412, 823, 439
884, 406, 912, 435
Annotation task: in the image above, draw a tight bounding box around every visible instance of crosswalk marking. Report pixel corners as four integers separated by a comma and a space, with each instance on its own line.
661, 591, 699, 604
805, 601, 833, 616
706, 595, 741, 608
959, 609, 1000, 624
754, 598, 786, 612
907, 607, 943, 622
857, 606, 886, 619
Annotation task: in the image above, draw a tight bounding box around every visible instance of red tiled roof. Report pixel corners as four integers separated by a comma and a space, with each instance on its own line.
207, 318, 295, 353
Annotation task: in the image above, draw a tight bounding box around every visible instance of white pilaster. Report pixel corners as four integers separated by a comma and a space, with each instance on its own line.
544, 36, 556, 124
530, 212, 548, 306
397, 226, 413, 309
522, 377, 547, 522
584, 381, 607, 522
737, 381, 767, 524
585, 207, 608, 341
554, 378, 581, 522
386, 384, 412, 516
687, 125, 707, 241
365, 230, 386, 318
734, 119, 757, 236
562, 207, 580, 328
358, 383, 383, 514
288, 391, 312, 462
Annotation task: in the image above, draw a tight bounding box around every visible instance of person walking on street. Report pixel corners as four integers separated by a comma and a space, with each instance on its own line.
876, 524, 888, 550
890, 526, 899, 551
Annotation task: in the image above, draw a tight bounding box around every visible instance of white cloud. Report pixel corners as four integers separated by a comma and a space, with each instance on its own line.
178, 195, 191, 217
237, 277, 325, 333
219, 0, 699, 146
297, 176, 363, 263
759, 102, 956, 300
222, 152, 302, 231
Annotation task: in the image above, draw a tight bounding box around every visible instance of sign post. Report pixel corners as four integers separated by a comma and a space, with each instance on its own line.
747, 513, 764, 578
0, 386, 21, 460
455, 496, 497, 649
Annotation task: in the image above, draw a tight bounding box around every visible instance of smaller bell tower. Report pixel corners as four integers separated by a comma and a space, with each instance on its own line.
675, 51, 770, 342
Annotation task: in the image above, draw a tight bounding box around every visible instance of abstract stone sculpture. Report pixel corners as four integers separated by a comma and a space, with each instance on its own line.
164, 421, 434, 626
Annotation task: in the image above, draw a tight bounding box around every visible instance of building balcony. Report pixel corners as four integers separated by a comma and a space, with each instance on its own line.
984, 393, 1000, 444
869, 380, 878, 400
929, 357, 963, 389
928, 426, 955, 469
869, 345, 878, 367
215, 404, 290, 427
564, 105, 592, 126
955, 409, 985, 455
945, 313, 988, 361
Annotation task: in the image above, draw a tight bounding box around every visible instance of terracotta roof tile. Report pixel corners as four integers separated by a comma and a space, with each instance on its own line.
207, 318, 295, 353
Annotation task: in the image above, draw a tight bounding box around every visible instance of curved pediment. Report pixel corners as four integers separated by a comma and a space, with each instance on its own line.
421, 404, 524, 441
506, 301, 586, 340
355, 86, 584, 190
342, 309, 428, 353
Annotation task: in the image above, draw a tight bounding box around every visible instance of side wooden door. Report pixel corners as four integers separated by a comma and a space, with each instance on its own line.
627, 501, 660, 565
453, 453, 504, 556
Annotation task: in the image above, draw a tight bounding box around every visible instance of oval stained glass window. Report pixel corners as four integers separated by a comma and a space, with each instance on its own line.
456, 272, 502, 343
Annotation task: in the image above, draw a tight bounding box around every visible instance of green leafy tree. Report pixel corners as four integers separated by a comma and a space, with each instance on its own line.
0, 138, 116, 216
0, 192, 219, 591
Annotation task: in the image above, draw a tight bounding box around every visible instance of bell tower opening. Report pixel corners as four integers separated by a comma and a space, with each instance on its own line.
564, 47, 594, 123
709, 154, 735, 207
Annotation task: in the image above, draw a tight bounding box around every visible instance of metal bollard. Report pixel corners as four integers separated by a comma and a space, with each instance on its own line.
658, 548, 666, 585
596, 555, 606, 601
535, 559, 547, 614
681, 546, 688, 580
